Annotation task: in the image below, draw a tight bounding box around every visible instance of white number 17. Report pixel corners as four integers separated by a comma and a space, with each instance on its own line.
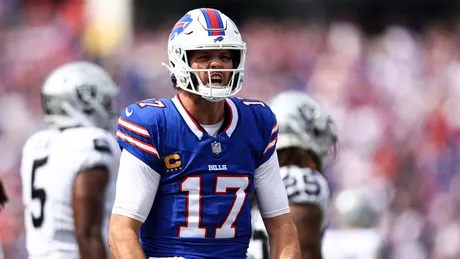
179, 175, 249, 238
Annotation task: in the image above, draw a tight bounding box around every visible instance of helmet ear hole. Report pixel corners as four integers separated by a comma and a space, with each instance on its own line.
170, 61, 180, 89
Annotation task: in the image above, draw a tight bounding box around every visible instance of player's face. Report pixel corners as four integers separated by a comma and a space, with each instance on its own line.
188, 50, 233, 87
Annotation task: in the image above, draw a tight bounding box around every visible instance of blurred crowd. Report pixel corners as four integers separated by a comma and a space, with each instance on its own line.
0, 1, 459, 259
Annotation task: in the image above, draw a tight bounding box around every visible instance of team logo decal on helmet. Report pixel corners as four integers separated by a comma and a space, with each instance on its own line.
213, 36, 224, 42
170, 14, 193, 40
199, 8, 225, 36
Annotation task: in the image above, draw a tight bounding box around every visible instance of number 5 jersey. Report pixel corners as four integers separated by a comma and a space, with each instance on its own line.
20, 127, 120, 259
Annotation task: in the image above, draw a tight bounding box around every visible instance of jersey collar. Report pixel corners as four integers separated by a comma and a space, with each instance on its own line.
172, 94, 238, 140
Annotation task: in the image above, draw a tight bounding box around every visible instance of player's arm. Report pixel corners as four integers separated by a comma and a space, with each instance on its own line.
110, 105, 163, 259
109, 150, 160, 259
109, 214, 144, 259
264, 214, 300, 259
284, 169, 330, 259
290, 204, 322, 259
253, 105, 301, 259
73, 166, 109, 259
254, 152, 301, 259
72, 133, 119, 259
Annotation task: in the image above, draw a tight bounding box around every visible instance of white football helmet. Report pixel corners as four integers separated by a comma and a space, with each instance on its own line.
269, 90, 338, 172
162, 8, 246, 102
41, 61, 120, 130
334, 188, 378, 228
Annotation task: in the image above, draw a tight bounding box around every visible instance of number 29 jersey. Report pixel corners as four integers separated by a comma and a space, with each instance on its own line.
247, 166, 330, 259
116, 95, 280, 259
20, 127, 120, 259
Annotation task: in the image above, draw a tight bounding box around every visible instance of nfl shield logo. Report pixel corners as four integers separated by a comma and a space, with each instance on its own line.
211, 141, 222, 154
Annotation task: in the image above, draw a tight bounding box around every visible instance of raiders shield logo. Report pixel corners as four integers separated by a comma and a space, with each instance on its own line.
211, 141, 222, 154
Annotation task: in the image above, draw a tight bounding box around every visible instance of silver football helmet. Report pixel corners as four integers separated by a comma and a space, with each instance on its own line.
161, 8, 246, 102
269, 90, 338, 172
41, 61, 119, 130
334, 188, 378, 228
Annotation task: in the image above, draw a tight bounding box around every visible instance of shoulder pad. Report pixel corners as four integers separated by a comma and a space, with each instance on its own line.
120, 98, 169, 127
62, 127, 116, 153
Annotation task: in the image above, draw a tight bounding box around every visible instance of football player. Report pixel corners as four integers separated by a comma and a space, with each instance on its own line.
108, 8, 301, 259
20, 61, 121, 259
248, 90, 338, 259
322, 188, 386, 259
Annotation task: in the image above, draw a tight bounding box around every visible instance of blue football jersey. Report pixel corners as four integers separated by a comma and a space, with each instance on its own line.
116, 94, 279, 259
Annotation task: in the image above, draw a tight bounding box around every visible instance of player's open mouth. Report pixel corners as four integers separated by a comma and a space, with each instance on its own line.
210, 73, 223, 86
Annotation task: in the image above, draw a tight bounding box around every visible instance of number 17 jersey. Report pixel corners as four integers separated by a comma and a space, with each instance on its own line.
116, 95, 280, 259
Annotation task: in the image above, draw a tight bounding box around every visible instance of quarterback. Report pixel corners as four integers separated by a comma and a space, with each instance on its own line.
20, 62, 120, 259
109, 8, 300, 259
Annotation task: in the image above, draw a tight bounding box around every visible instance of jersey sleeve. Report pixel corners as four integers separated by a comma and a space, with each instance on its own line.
257, 105, 279, 168
112, 149, 161, 222
116, 103, 163, 173
63, 128, 119, 173
77, 136, 117, 172
254, 152, 290, 218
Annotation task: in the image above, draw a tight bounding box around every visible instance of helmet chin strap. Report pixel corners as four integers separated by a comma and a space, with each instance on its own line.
202, 95, 225, 103
196, 74, 230, 103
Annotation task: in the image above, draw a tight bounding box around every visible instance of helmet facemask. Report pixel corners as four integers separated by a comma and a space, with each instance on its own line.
43, 90, 118, 131
163, 45, 245, 102
310, 118, 339, 171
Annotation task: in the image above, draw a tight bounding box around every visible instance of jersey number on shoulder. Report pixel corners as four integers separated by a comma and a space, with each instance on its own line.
31, 157, 48, 228
179, 175, 249, 238
238, 98, 266, 107
136, 99, 166, 108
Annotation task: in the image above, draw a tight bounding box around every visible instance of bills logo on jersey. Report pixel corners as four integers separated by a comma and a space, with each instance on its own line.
211, 141, 222, 154
170, 14, 193, 40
